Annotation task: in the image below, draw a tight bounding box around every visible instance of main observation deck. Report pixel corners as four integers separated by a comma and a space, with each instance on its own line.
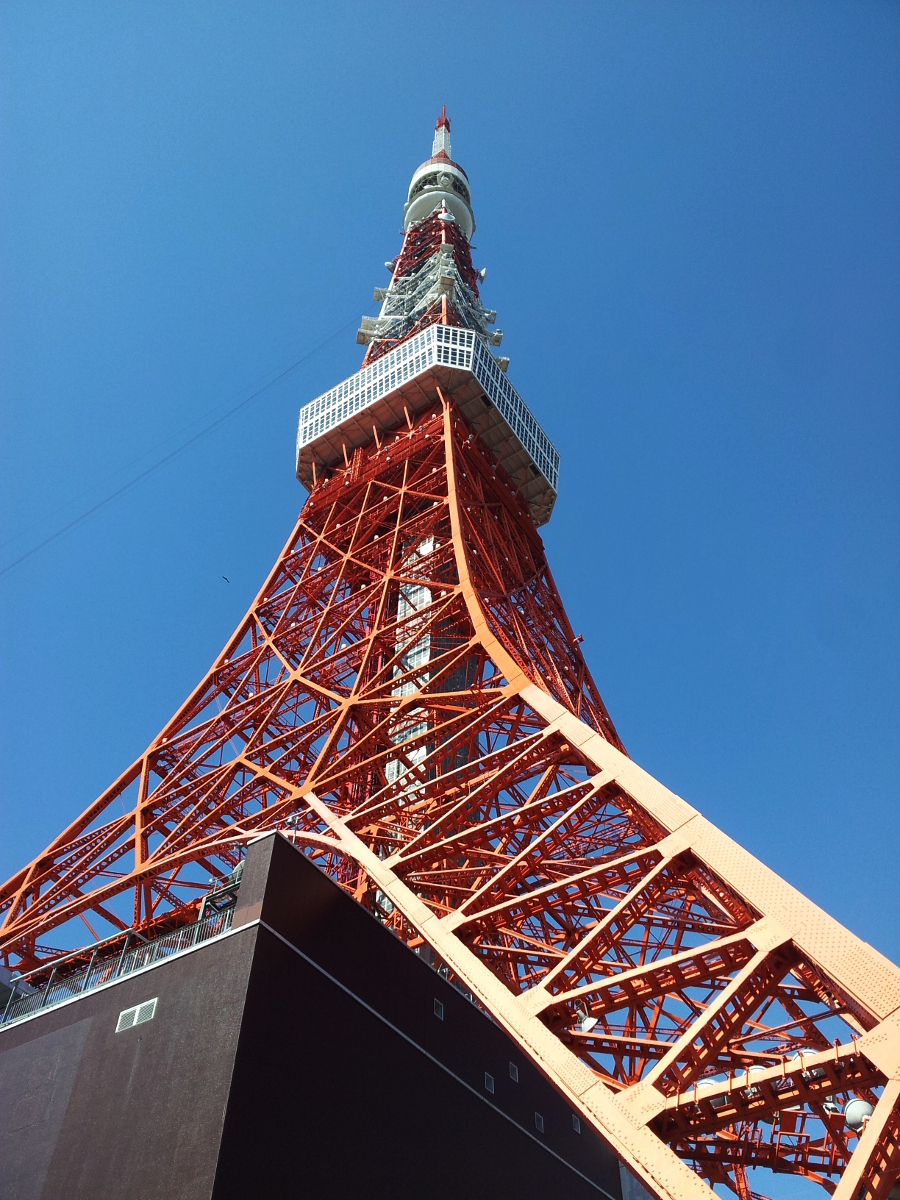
295, 323, 560, 525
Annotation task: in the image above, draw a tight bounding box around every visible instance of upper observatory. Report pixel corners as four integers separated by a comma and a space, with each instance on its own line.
402, 107, 475, 240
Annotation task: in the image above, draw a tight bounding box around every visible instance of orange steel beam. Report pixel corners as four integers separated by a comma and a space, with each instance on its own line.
1, 389, 898, 1200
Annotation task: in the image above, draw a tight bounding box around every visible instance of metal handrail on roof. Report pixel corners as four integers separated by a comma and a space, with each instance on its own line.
1, 883, 240, 1030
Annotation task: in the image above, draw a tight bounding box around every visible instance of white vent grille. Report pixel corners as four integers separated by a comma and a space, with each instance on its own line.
116, 997, 157, 1032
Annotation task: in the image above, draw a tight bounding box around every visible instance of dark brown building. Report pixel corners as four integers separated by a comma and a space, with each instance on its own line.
1, 833, 636, 1200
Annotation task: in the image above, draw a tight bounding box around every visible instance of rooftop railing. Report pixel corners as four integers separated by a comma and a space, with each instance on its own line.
1, 885, 239, 1030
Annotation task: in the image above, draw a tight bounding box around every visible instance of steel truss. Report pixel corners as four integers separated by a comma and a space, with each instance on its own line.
363, 206, 490, 363
1, 391, 898, 1200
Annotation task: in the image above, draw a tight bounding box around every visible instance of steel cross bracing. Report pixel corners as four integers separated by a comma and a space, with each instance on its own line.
362, 205, 492, 362
2, 393, 899, 1200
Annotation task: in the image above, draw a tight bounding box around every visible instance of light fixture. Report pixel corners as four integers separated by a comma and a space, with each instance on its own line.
575, 1006, 597, 1033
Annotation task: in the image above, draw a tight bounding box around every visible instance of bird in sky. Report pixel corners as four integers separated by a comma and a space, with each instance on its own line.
222, 576, 230, 583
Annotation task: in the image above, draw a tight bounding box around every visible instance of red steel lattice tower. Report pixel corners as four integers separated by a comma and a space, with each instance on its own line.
2, 113, 899, 1200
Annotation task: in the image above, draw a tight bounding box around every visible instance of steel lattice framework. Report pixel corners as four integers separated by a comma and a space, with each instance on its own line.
2, 115, 898, 1200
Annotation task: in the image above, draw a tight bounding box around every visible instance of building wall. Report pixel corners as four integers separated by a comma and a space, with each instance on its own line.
0, 926, 255, 1200
218, 832, 624, 1200
1, 834, 625, 1200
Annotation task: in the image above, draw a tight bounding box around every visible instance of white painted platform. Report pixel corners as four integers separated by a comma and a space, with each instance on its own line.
295, 323, 559, 525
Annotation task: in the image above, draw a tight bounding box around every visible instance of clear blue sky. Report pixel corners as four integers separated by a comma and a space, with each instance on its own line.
1, 0, 898, 1000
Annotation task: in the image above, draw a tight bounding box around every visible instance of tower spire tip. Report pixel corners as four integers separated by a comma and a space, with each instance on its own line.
432, 106, 451, 159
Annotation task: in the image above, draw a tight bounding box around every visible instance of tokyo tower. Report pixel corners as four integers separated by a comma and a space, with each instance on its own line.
2, 110, 898, 1200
